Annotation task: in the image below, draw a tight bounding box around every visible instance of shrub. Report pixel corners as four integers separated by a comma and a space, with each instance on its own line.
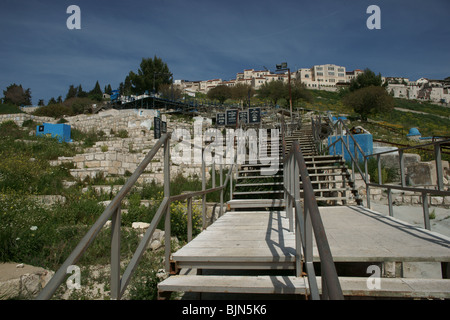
343, 86, 394, 121
33, 104, 74, 118
117, 129, 129, 138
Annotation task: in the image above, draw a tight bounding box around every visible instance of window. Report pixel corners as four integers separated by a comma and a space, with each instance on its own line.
329, 79, 335, 82
328, 72, 335, 76
338, 73, 345, 77
305, 74, 309, 78
338, 68, 345, 72
316, 67, 323, 71
317, 72, 324, 76
328, 66, 335, 71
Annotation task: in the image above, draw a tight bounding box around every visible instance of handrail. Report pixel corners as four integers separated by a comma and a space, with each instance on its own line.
314, 116, 450, 231
37, 131, 237, 300
281, 115, 343, 300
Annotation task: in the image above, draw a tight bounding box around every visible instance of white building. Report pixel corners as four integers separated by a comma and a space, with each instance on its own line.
295, 64, 349, 91
386, 78, 450, 104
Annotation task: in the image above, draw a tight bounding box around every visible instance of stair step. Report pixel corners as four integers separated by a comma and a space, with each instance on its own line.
158, 275, 308, 295
237, 175, 284, 180
233, 190, 284, 195
158, 275, 450, 299
227, 199, 285, 208
236, 182, 284, 187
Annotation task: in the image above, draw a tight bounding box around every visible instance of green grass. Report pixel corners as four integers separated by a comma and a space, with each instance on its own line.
0, 104, 23, 114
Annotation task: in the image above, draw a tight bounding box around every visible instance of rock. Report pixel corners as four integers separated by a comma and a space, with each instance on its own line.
0, 263, 54, 299
132, 222, 150, 230
149, 240, 162, 251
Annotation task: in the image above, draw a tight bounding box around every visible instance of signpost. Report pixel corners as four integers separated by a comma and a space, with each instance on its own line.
239, 110, 248, 124
216, 113, 226, 126
226, 109, 238, 126
248, 108, 261, 124
154, 117, 161, 139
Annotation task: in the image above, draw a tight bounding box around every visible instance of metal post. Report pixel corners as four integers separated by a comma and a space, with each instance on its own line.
364, 157, 371, 209
435, 144, 444, 191
288, 156, 294, 232
377, 154, 382, 185
387, 188, 393, 217
422, 192, 431, 231
399, 150, 405, 187
111, 205, 121, 300
187, 197, 192, 242
293, 157, 302, 277
202, 150, 206, 230
219, 162, 224, 217
164, 139, 171, 272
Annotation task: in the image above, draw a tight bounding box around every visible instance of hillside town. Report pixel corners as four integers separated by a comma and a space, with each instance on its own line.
174, 64, 450, 105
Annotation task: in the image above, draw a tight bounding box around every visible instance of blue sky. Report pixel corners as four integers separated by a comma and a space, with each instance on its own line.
1, 0, 449, 105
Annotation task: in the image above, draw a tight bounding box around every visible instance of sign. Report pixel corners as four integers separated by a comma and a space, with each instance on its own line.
226, 109, 238, 126
154, 117, 161, 139
239, 110, 248, 124
216, 113, 226, 126
248, 108, 261, 124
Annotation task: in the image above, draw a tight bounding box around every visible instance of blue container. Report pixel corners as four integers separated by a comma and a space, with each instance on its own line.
328, 133, 373, 162
36, 123, 72, 143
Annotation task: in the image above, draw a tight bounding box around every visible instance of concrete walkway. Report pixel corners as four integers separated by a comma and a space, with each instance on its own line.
368, 199, 450, 237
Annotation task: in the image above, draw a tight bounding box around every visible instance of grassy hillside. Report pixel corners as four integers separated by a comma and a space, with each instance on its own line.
294, 89, 450, 140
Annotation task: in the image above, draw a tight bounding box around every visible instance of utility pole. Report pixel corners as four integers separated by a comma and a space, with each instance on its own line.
276, 62, 292, 118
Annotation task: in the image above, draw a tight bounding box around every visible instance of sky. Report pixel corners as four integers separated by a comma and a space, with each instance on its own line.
1, 0, 449, 105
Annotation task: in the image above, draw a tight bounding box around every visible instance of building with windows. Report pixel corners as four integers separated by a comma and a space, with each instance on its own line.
295, 64, 349, 91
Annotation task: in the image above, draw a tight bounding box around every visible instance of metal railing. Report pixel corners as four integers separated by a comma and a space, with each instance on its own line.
316, 116, 450, 231
36, 133, 236, 300
281, 116, 344, 300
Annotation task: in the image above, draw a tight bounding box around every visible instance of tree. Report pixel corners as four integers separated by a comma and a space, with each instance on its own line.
159, 83, 182, 100
47, 97, 57, 105
343, 85, 394, 120
77, 85, 88, 98
89, 80, 103, 101
349, 68, 383, 92
3, 84, 32, 106
257, 80, 286, 106
290, 80, 313, 105
231, 84, 254, 107
207, 85, 232, 104
127, 56, 172, 95
66, 85, 77, 101
104, 84, 112, 95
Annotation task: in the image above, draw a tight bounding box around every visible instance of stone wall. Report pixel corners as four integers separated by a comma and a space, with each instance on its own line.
0, 113, 55, 127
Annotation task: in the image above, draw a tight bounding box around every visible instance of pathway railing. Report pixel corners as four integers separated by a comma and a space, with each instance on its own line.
36, 133, 236, 300
314, 116, 450, 231
281, 116, 343, 300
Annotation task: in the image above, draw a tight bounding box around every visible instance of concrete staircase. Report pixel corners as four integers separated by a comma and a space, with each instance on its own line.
229, 125, 362, 210
157, 123, 450, 300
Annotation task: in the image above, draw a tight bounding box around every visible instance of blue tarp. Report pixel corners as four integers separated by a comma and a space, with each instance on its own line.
328, 133, 373, 162
36, 123, 72, 143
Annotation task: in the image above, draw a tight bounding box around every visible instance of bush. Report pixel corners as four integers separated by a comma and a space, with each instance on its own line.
33, 104, 74, 118
366, 157, 398, 184
0, 103, 23, 114
343, 86, 394, 121
116, 129, 129, 138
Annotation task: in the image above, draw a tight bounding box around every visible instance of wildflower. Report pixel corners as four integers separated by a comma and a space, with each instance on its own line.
30, 226, 38, 231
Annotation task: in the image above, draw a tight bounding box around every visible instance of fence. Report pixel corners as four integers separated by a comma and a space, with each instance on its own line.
314, 116, 450, 231
281, 115, 343, 300
36, 133, 236, 300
